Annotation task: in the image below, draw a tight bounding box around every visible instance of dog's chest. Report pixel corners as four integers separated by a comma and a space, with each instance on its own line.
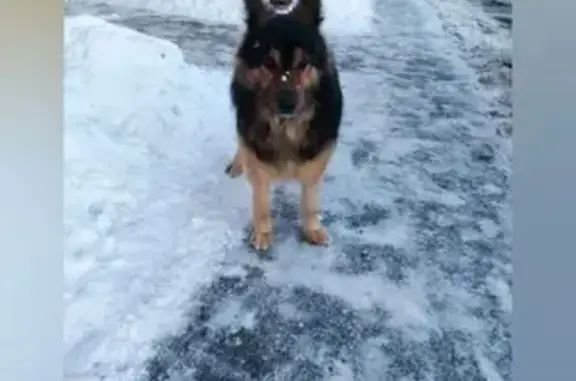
249, 119, 307, 178
267, 118, 309, 159
242, 117, 313, 173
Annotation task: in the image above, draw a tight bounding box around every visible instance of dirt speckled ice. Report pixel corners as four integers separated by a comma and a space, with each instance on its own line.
64, 1, 511, 380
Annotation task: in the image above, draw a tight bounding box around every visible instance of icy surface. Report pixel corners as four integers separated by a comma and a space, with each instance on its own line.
64, 0, 511, 380
64, 0, 374, 35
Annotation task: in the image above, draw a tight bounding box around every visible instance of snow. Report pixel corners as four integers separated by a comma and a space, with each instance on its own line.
64, 15, 243, 380
66, 0, 374, 35
64, 0, 511, 380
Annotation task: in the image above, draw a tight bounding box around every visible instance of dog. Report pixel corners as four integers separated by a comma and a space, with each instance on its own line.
226, 0, 343, 252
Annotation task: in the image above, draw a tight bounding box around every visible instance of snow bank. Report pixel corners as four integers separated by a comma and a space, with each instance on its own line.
69, 0, 374, 35
64, 15, 242, 380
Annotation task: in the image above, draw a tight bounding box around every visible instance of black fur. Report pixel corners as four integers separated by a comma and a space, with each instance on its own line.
230, 14, 343, 164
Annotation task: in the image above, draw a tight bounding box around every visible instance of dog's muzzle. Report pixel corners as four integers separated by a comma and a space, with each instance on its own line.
277, 89, 298, 116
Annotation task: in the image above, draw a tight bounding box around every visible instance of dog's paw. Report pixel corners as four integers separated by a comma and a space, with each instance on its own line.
225, 161, 243, 178
251, 231, 273, 252
302, 227, 329, 246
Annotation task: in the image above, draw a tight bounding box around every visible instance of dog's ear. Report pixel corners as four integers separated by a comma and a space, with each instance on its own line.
294, 0, 324, 26
243, 0, 266, 30
309, 0, 324, 26
313, 37, 329, 70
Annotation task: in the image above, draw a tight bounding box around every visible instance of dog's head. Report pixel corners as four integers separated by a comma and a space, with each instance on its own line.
243, 0, 323, 26
236, 1, 327, 121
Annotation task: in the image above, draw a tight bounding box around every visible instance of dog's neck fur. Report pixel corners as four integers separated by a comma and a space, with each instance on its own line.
252, 104, 316, 164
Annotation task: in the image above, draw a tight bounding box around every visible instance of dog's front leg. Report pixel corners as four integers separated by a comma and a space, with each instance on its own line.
299, 183, 329, 245
248, 172, 273, 251
297, 145, 334, 246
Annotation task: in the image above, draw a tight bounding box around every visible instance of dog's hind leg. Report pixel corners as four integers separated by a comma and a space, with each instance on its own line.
225, 146, 245, 178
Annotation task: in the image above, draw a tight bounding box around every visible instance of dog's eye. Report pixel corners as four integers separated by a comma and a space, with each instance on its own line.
295, 61, 309, 70
264, 56, 278, 70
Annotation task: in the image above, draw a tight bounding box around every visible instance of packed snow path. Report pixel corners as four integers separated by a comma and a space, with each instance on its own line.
64, 1, 512, 380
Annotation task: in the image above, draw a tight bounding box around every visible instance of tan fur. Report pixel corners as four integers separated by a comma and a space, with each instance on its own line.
264, 112, 316, 161
227, 140, 334, 251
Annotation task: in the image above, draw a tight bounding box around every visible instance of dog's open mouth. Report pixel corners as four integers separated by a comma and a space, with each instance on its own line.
263, 0, 300, 14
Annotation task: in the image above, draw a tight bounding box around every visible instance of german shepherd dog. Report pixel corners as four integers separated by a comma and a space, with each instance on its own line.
226, 0, 343, 252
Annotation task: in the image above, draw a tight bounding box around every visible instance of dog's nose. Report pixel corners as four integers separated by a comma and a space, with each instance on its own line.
277, 91, 297, 115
